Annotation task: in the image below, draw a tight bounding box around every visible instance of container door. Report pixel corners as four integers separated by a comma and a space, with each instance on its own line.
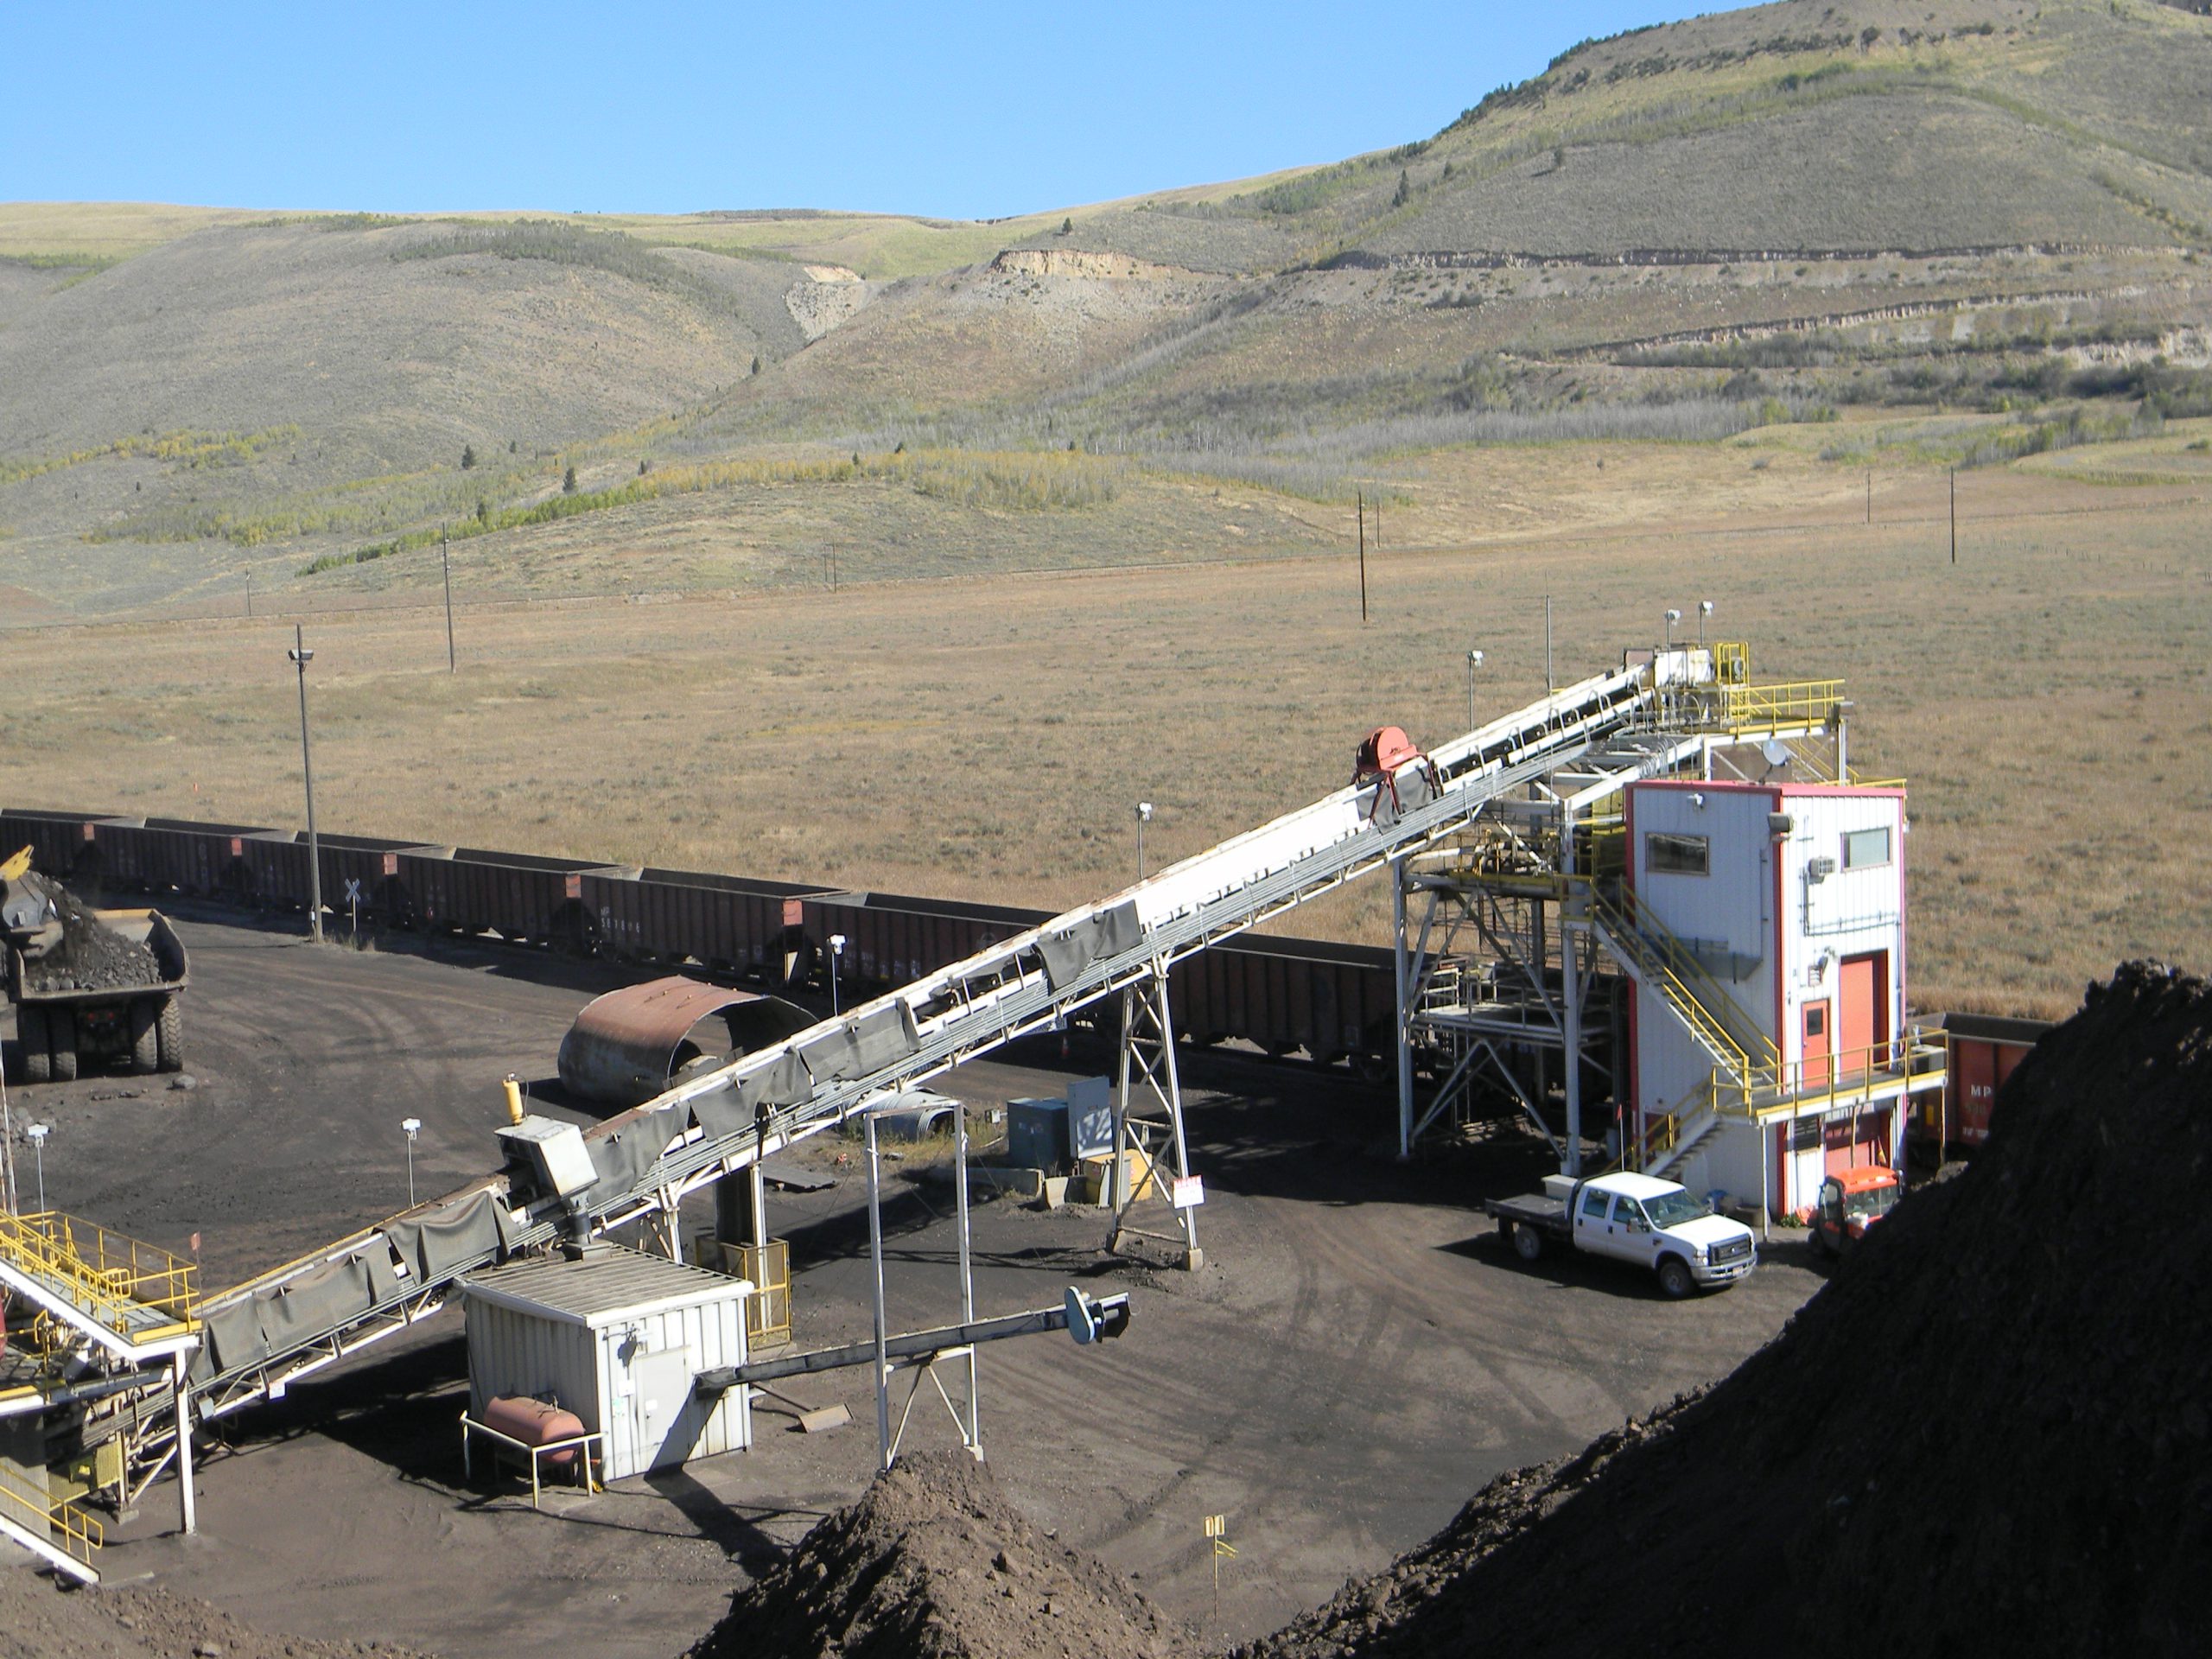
1802, 1000, 1832, 1088
629, 1348, 699, 1471
1838, 952, 1887, 1080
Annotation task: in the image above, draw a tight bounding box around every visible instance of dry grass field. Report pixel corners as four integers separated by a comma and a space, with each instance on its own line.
4, 433, 2205, 1020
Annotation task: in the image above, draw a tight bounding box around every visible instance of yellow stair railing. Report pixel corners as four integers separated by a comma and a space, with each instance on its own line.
0, 1459, 104, 1573
0, 1211, 199, 1341
1588, 882, 1777, 1081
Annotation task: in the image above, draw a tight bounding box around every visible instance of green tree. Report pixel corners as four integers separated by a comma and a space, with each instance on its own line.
1861, 25, 1880, 48
475, 499, 490, 524
1059, 216, 1073, 236
508, 439, 518, 454
1392, 168, 1412, 207
461, 443, 476, 470
751, 355, 762, 375
562, 465, 577, 493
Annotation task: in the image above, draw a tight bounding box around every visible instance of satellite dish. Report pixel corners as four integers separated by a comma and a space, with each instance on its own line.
1761, 740, 1792, 770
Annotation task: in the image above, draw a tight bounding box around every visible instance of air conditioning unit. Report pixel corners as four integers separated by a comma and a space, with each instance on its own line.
1806, 855, 1837, 883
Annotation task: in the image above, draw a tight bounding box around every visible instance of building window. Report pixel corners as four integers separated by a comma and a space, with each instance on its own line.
1842, 827, 1892, 870
1646, 832, 1709, 876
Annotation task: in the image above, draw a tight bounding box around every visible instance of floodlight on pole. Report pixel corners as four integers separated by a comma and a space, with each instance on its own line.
1698, 599, 1714, 651
1465, 649, 1484, 733
289, 625, 323, 943
1135, 802, 1154, 882
1663, 607, 1682, 647
829, 933, 847, 1014
26, 1122, 50, 1213
402, 1117, 422, 1206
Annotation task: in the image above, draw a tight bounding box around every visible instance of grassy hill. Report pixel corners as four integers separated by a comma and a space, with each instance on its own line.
3, 0, 2209, 618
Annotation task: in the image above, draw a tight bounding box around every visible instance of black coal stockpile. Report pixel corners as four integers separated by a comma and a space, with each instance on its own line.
1243, 961, 2212, 1659
685, 1449, 1182, 1659
16, 870, 164, 994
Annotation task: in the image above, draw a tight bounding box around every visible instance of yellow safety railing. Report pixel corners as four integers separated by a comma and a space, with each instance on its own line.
0, 1211, 199, 1340
0, 1459, 104, 1569
1713, 641, 1751, 686
1654, 1032, 1950, 1137
1591, 882, 1778, 1077
1704, 678, 1847, 738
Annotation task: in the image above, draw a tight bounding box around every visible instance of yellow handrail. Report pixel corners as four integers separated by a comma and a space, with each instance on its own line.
0, 1211, 199, 1338
0, 1461, 104, 1567
1693, 677, 1847, 738
1592, 882, 1778, 1074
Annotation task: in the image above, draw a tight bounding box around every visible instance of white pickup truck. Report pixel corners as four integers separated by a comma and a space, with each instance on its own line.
1484, 1171, 1758, 1298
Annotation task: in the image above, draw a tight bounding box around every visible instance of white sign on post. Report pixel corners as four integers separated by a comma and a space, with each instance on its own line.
1172, 1175, 1205, 1211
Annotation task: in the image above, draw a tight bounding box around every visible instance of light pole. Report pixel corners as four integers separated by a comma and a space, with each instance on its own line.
289, 625, 323, 943
1698, 599, 1714, 652
1135, 803, 1153, 882
1465, 648, 1484, 732
1663, 607, 1682, 649
401, 1117, 422, 1206
829, 934, 846, 1015
26, 1122, 50, 1213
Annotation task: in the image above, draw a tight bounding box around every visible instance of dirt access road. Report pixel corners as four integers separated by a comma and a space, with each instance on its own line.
3, 912, 1825, 1655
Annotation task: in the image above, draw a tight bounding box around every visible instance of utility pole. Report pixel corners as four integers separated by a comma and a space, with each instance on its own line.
289, 624, 323, 943
1948, 469, 1957, 564
442, 526, 456, 672
1545, 594, 1554, 694
1866, 468, 1872, 526
245, 568, 252, 619
1357, 492, 1369, 624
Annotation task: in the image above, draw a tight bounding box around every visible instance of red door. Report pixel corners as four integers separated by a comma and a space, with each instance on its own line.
1802, 1000, 1832, 1088
1839, 951, 1887, 1079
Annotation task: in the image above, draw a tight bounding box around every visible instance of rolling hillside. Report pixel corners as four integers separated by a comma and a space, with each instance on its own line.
3, 0, 2210, 617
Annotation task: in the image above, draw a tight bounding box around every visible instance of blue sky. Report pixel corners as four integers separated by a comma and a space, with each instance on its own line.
3, 2, 1751, 219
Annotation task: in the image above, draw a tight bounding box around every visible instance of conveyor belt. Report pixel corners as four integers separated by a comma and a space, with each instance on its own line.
167, 662, 1667, 1425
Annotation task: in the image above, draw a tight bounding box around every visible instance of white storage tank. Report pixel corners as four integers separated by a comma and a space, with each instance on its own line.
461, 1244, 752, 1483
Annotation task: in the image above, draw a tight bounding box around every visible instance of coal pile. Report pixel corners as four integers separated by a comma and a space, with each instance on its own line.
15, 869, 164, 994
685, 1449, 1184, 1659
0, 1574, 438, 1659
1244, 960, 2212, 1659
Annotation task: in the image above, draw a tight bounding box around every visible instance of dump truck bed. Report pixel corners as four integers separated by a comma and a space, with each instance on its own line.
10, 907, 189, 1006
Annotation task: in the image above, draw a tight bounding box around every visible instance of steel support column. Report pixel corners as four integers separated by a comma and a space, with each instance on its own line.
1109, 964, 1201, 1270
1393, 855, 1414, 1160
170, 1354, 196, 1535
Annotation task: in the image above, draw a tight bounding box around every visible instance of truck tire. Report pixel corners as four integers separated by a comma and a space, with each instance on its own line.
18, 1005, 49, 1084
129, 998, 161, 1075
1510, 1222, 1544, 1262
156, 997, 184, 1074
1656, 1255, 1695, 1300
48, 1008, 78, 1083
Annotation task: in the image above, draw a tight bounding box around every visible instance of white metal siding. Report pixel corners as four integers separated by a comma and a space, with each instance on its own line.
1628, 783, 1910, 1217
463, 1260, 751, 1483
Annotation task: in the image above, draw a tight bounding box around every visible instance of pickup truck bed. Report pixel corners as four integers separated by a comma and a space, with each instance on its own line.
1484, 1193, 1573, 1236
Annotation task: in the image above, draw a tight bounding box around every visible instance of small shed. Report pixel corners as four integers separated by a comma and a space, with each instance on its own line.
461, 1245, 752, 1483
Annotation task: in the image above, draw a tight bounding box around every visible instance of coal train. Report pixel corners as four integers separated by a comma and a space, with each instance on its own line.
0, 807, 1402, 1073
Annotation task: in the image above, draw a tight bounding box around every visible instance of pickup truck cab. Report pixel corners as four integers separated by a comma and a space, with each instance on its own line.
1485, 1172, 1758, 1299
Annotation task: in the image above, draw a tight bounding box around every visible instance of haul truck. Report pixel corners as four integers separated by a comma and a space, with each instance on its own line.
3, 848, 188, 1082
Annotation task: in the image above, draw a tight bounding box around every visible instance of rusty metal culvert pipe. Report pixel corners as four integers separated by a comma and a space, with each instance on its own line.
556, 977, 816, 1106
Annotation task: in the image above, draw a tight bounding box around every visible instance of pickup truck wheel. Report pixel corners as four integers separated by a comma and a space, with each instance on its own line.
1510, 1222, 1544, 1262
18, 1005, 50, 1084
1656, 1255, 1695, 1300
156, 996, 184, 1073
48, 1008, 78, 1083
129, 998, 161, 1074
